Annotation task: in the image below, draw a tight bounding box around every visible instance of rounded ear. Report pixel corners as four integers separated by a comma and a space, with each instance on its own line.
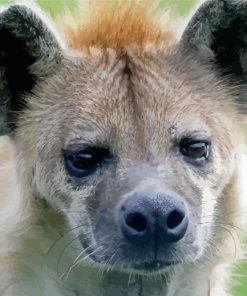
181, 0, 247, 84
0, 4, 64, 134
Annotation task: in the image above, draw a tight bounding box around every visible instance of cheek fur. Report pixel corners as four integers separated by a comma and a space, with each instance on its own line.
200, 188, 217, 226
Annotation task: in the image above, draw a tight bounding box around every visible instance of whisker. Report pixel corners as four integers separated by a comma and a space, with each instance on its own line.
46, 224, 88, 257
199, 222, 238, 259
56, 234, 89, 276
61, 243, 98, 281
65, 245, 104, 281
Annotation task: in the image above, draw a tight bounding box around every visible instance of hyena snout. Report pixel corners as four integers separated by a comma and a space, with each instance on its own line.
119, 192, 189, 246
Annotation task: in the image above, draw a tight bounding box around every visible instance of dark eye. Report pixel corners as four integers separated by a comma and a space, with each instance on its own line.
180, 140, 210, 162
64, 146, 111, 178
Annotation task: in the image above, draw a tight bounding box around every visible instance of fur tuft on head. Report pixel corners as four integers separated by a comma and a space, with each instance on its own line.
57, 0, 176, 51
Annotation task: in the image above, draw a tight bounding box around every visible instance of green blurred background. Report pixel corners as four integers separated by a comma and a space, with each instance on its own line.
0, 0, 246, 295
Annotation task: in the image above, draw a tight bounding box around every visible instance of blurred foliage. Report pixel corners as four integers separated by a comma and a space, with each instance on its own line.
0, 0, 196, 16
35, 0, 77, 16
0, 0, 77, 16
159, 0, 196, 15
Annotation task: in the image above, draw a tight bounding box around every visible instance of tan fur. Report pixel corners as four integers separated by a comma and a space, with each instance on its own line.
0, 139, 14, 207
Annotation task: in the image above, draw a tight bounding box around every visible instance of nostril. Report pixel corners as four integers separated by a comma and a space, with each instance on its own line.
126, 213, 147, 232
167, 210, 185, 229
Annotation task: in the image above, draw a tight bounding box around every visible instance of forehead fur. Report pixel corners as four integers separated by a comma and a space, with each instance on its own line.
57, 1, 175, 51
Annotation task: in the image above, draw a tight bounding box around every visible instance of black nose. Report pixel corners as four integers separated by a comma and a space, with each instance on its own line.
119, 192, 188, 245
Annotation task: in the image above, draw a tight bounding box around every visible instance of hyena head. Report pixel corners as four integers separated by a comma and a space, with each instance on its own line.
0, 0, 246, 275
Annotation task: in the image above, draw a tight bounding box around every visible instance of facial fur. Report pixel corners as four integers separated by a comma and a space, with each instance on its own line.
14, 45, 240, 273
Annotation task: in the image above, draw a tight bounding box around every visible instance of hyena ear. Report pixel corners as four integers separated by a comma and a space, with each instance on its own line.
0, 4, 64, 134
181, 0, 247, 86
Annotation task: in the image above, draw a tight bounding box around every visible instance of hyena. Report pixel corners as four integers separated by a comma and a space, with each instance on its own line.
0, 0, 247, 295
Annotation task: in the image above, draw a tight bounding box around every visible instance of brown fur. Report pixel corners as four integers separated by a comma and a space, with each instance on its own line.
57, 1, 175, 51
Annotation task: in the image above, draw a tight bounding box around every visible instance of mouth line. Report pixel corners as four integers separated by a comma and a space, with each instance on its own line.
85, 248, 179, 273
80, 236, 180, 273
131, 260, 179, 273
91, 258, 179, 275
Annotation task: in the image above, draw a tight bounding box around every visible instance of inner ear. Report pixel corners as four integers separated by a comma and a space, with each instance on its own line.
0, 28, 37, 113
211, 18, 245, 80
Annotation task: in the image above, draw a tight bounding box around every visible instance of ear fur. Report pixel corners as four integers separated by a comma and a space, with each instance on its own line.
0, 2, 64, 134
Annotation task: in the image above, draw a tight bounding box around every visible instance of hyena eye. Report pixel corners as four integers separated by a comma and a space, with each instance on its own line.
180, 140, 210, 162
63, 146, 111, 178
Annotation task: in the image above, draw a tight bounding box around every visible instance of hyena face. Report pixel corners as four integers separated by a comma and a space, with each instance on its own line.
27, 50, 238, 273
0, 1, 246, 274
